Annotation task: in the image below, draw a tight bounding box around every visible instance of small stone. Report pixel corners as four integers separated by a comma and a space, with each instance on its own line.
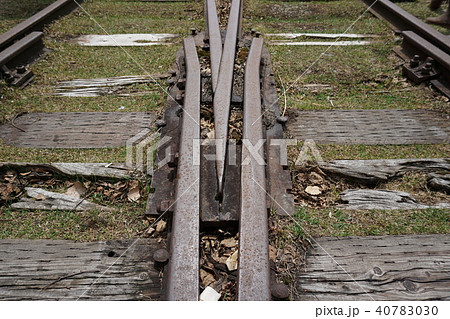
309, 172, 324, 184
199, 286, 221, 301
225, 250, 238, 271
147, 227, 155, 235
271, 283, 290, 300
305, 185, 321, 195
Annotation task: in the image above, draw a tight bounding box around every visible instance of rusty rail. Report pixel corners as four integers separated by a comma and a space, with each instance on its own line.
360, 0, 450, 54
165, 37, 201, 301
0, 32, 44, 87
238, 37, 271, 301
360, 0, 450, 97
213, 0, 242, 195
205, 0, 222, 92
399, 31, 450, 97
0, 0, 83, 52
163, 0, 283, 301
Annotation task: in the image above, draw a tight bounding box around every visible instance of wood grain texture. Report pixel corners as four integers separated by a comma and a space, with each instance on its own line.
0, 162, 141, 179
0, 239, 164, 300
428, 174, 450, 194
339, 189, 450, 210
11, 187, 115, 212
0, 112, 156, 148
297, 235, 450, 300
319, 158, 450, 185
55, 75, 167, 97
287, 109, 449, 145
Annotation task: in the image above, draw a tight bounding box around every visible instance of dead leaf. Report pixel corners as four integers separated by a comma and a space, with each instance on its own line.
155, 220, 166, 233
225, 250, 238, 271
65, 181, 87, 199
4, 171, 17, 182
127, 180, 140, 202
269, 245, 277, 262
220, 237, 237, 248
200, 269, 215, 287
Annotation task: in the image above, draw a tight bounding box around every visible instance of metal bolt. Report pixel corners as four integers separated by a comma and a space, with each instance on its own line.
190, 28, 197, 36
16, 64, 26, 74
168, 152, 179, 167
271, 283, 289, 300
410, 55, 420, 68
157, 200, 173, 213
155, 119, 166, 128
153, 249, 170, 263
175, 106, 183, 117
177, 79, 186, 90
276, 116, 288, 124
421, 62, 433, 75
175, 94, 183, 102
4, 72, 14, 84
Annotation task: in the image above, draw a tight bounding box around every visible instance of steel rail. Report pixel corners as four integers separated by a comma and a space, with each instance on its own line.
165, 37, 201, 301
0, 0, 82, 52
360, 0, 450, 54
213, 0, 242, 195
0, 32, 44, 67
400, 31, 450, 96
238, 37, 271, 301
206, 0, 222, 92
401, 31, 450, 72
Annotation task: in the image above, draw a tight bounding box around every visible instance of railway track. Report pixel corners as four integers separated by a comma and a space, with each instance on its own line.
1, 0, 449, 301
149, 0, 290, 300
360, 0, 450, 97
151, 0, 450, 301
0, 0, 83, 87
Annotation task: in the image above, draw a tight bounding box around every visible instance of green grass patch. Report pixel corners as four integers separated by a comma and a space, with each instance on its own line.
292, 207, 450, 238
0, 143, 127, 163
0, 207, 148, 241
0, 0, 56, 33
315, 144, 450, 160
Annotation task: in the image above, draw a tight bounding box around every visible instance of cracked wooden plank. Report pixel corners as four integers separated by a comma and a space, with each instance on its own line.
0, 162, 142, 179
339, 189, 450, 210
297, 235, 450, 300
11, 187, 115, 212
318, 158, 450, 185
73, 34, 178, 47
0, 239, 164, 300
55, 75, 167, 97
